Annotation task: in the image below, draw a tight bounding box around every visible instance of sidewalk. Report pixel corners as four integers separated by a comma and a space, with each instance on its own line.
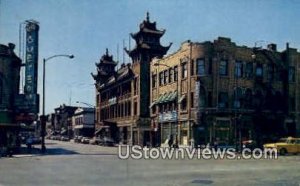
0, 145, 42, 158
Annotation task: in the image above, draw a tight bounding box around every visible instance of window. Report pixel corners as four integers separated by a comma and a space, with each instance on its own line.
181, 63, 187, 78
174, 66, 178, 81
235, 61, 243, 78
164, 70, 168, 84
159, 72, 163, 86
197, 58, 205, 75
219, 60, 228, 76
200, 87, 206, 107
134, 102, 137, 115
190, 92, 194, 108
191, 60, 195, 76
0, 76, 2, 104
208, 58, 212, 75
218, 92, 228, 108
181, 97, 187, 110
152, 74, 157, 88
289, 66, 295, 82
169, 68, 173, 83
233, 87, 243, 108
256, 64, 263, 77
245, 63, 253, 79
207, 91, 212, 107
267, 64, 274, 81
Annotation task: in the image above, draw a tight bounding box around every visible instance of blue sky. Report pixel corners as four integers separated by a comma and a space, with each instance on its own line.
1, 0, 300, 114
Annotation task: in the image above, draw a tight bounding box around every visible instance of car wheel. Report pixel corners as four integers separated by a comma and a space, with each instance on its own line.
279, 148, 287, 155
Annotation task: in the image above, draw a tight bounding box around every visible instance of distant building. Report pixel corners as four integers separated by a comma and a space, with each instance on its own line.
72, 107, 95, 138
53, 104, 78, 136
0, 43, 22, 150
92, 13, 171, 145
150, 37, 300, 147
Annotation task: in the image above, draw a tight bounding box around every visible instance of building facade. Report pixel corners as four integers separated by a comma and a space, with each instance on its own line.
92, 13, 171, 145
53, 104, 78, 137
0, 43, 22, 151
150, 37, 300, 147
72, 107, 95, 138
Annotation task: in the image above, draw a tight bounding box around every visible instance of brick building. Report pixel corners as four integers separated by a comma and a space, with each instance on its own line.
0, 43, 22, 151
150, 37, 300, 147
92, 13, 171, 145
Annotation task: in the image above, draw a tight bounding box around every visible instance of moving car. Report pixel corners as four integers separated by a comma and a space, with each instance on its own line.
263, 137, 300, 155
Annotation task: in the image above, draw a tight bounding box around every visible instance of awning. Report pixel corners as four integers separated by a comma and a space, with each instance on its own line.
149, 102, 156, 108
94, 125, 109, 135
178, 94, 186, 103
156, 91, 177, 104
60, 129, 67, 135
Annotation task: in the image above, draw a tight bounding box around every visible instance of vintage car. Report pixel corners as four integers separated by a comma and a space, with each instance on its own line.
263, 137, 300, 155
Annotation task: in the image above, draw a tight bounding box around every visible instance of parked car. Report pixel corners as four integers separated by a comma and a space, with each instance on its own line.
263, 137, 300, 155
99, 137, 115, 147
60, 136, 70, 141
26, 136, 41, 145
89, 137, 102, 145
81, 137, 91, 144
74, 136, 83, 143
215, 142, 235, 150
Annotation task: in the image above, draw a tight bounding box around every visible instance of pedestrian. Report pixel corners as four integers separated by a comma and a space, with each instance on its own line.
26, 136, 33, 152
6, 134, 13, 157
168, 135, 173, 148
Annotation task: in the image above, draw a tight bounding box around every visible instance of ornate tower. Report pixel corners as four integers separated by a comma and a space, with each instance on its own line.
92, 48, 117, 85
125, 12, 172, 117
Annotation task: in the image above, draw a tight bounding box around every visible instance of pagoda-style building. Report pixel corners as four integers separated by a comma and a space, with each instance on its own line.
92, 13, 171, 146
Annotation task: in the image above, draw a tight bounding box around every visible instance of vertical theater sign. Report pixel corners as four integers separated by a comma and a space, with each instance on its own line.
15, 20, 40, 123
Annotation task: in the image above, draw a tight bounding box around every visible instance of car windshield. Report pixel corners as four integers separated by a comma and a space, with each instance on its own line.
278, 138, 287, 143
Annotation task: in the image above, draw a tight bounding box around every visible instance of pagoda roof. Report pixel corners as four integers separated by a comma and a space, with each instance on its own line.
96, 64, 134, 89
124, 42, 172, 57
131, 12, 166, 39
96, 48, 117, 67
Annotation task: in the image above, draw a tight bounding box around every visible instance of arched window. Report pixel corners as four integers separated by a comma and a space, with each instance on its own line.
199, 86, 206, 107
233, 87, 243, 108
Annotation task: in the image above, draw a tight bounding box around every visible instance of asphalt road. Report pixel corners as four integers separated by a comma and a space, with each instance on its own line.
0, 140, 299, 186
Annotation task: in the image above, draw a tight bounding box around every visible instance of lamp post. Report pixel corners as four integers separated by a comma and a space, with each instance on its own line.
41, 54, 74, 153
153, 62, 179, 146
76, 101, 96, 137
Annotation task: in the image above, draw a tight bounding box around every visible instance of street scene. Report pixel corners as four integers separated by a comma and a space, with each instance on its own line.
1, 0, 300, 185
1, 140, 300, 186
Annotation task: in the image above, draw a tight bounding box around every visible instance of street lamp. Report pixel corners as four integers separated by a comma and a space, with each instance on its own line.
41, 54, 74, 153
153, 62, 179, 146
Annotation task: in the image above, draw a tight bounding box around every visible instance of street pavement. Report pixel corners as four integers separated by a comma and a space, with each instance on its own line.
0, 140, 299, 186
